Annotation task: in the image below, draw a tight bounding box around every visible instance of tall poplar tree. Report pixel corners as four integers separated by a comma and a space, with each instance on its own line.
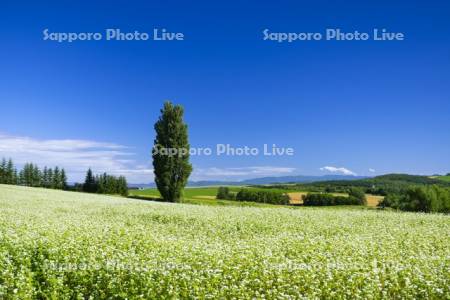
152, 101, 192, 202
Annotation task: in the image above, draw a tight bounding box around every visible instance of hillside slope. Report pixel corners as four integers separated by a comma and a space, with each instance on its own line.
269, 173, 450, 194
0, 185, 449, 298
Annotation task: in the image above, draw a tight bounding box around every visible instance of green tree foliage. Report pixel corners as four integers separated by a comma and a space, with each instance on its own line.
47, 168, 54, 188
0, 158, 18, 184
11, 161, 67, 190
83, 168, 98, 193
0, 158, 6, 183
117, 176, 128, 197
152, 101, 192, 202
60, 168, 68, 190
31, 164, 41, 187
83, 170, 128, 196
379, 186, 450, 213
53, 167, 61, 189
302, 193, 363, 206
216, 187, 235, 200
1, 158, 127, 196
235, 189, 289, 205
42, 167, 49, 188
348, 187, 367, 205
266, 174, 450, 196
18, 163, 41, 187
6, 159, 16, 184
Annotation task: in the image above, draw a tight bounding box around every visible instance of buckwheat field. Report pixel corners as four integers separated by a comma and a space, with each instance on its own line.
0, 184, 449, 299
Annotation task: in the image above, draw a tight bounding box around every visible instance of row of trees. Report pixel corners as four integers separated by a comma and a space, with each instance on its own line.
1, 158, 128, 197
303, 188, 367, 206
216, 187, 290, 205
216, 186, 368, 206
20, 163, 67, 189
379, 186, 450, 213
236, 189, 290, 205
262, 174, 450, 196
0, 158, 67, 189
80, 168, 128, 196
0, 158, 17, 184
216, 187, 235, 200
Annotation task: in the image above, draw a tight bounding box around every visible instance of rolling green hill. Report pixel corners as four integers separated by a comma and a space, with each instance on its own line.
262, 173, 450, 195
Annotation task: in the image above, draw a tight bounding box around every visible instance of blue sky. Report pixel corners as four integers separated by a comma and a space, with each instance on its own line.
0, 0, 449, 183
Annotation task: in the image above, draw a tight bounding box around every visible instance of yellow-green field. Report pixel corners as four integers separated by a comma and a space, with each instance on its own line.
433, 175, 450, 183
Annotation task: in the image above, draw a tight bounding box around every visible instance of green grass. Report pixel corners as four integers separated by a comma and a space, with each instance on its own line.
1, 184, 449, 298
131, 186, 220, 199
129, 186, 292, 207
435, 175, 450, 182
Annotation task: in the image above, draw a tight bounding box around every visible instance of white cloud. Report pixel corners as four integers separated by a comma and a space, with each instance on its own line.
320, 166, 357, 176
0, 133, 297, 183
368, 168, 376, 173
0, 133, 153, 183
191, 166, 296, 181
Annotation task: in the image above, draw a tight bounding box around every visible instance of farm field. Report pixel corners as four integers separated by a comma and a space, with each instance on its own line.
129, 186, 278, 207
130, 187, 384, 207
1, 184, 449, 298
366, 194, 385, 207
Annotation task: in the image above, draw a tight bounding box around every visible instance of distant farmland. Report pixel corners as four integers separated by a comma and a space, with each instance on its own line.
130, 187, 384, 207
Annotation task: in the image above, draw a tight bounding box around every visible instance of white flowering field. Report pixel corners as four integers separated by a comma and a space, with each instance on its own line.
0, 184, 449, 299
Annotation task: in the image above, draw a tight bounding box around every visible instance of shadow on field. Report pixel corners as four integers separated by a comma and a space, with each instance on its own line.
127, 195, 166, 202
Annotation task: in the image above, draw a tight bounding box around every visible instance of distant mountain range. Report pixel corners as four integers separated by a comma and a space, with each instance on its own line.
128, 175, 368, 189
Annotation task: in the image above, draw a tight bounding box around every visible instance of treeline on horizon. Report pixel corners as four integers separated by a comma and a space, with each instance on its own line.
291, 174, 450, 195
0, 158, 67, 189
302, 188, 367, 206
0, 158, 128, 197
258, 174, 450, 213
74, 168, 128, 197
216, 187, 290, 205
379, 185, 450, 213
216, 186, 368, 207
